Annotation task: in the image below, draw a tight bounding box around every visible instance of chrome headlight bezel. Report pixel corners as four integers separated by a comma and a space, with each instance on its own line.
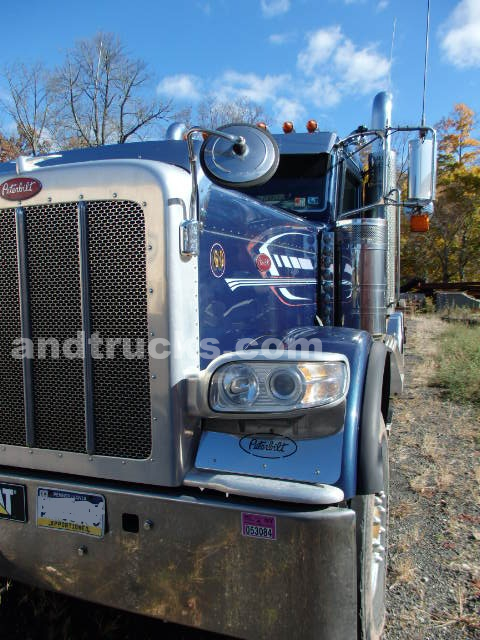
187, 350, 350, 418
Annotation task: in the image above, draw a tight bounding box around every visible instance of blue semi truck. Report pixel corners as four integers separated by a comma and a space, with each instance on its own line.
0, 91, 436, 639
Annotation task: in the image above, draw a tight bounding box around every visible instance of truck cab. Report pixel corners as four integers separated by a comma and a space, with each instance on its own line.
0, 92, 436, 639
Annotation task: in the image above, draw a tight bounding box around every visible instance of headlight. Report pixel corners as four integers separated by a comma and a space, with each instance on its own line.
216, 364, 259, 407
209, 360, 348, 413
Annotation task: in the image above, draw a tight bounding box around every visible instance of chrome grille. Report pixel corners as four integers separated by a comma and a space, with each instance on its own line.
0, 199, 152, 460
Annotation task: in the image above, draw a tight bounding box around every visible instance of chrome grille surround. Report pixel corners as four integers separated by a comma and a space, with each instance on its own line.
0, 161, 199, 486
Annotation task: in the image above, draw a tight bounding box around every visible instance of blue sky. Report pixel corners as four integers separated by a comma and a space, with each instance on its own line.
1, 0, 479, 136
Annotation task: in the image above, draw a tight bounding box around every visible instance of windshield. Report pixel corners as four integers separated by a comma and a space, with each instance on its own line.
239, 153, 330, 217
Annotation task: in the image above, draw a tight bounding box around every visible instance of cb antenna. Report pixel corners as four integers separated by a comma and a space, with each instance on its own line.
421, 0, 431, 127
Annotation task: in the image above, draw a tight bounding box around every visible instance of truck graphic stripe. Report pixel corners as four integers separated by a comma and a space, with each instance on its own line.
225, 278, 317, 292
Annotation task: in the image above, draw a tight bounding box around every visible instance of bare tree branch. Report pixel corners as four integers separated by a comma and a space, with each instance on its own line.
53, 32, 171, 146
1, 63, 54, 155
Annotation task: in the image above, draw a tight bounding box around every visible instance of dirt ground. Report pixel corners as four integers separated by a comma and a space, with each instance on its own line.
1, 315, 479, 639
385, 315, 480, 639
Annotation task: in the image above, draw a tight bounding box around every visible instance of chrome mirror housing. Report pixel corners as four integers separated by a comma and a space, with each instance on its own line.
407, 134, 437, 207
199, 123, 279, 189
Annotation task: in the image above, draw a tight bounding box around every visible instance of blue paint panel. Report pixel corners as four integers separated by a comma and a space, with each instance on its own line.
199, 185, 319, 367
275, 326, 371, 495
195, 322, 372, 493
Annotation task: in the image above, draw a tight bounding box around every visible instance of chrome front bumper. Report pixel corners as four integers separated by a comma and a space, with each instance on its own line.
0, 471, 357, 640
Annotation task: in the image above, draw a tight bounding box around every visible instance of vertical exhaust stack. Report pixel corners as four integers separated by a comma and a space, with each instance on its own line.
367, 91, 398, 309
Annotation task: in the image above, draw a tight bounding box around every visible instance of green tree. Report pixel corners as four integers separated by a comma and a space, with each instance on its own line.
401, 103, 480, 283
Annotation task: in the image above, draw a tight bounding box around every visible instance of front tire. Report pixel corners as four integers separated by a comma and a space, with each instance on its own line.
352, 416, 389, 640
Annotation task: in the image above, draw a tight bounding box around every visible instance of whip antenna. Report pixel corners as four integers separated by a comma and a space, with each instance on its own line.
421, 0, 431, 127
388, 17, 396, 92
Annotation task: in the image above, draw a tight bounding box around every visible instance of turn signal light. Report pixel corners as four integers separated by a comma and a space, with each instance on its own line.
283, 121, 294, 134
306, 119, 318, 133
257, 122, 268, 130
410, 214, 429, 232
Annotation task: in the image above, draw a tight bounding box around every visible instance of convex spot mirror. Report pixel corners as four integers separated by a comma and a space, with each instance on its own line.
407, 136, 437, 205
200, 123, 279, 189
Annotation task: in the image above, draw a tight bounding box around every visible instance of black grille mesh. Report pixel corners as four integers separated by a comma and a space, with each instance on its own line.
0, 208, 25, 446
0, 199, 152, 459
88, 200, 152, 459
26, 202, 86, 453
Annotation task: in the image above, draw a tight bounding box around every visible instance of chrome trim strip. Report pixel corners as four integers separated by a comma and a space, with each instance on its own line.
184, 469, 344, 505
15, 206, 35, 448
384, 331, 404, 395
78, 200, 95, 454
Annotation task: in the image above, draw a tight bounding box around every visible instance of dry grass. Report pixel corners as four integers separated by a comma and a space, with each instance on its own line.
433, 323, 480, 404
390, 498, 419, 519
430, 586, 480, 632
389, 556, 416, 587
386, 315, 480, 639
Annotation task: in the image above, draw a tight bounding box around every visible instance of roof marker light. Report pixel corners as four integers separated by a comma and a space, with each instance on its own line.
256, 122, 268, 130
306, 119, 318, 133
282, 121, 294, 134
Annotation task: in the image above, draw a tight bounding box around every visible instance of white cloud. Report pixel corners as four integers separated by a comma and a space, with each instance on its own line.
260, 0, 290, 18
297, 26, 343, 74
156, 26, 391, 132
273, 97, 306, 124
297, 26, 390, 98
334, 40, 390, 93
215, 71, 290, 104
440, 0, 480, 68
376, 0, 389, 11
303, 77, 342, 109
157, 74, 202, 101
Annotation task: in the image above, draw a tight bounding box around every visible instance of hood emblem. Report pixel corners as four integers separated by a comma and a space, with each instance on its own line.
0, 177, 42, 201
210, 243, 226, 278
239, 434, 297, 459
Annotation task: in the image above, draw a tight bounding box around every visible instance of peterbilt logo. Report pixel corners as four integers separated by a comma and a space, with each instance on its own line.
239, 434, 297, 459
0, 177, 42, 201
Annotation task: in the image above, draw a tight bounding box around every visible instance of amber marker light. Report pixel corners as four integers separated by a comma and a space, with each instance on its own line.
282, 121, 294, 134
306, 119, 318, 133
410, 213, 430, 232
257, 122, 268, 130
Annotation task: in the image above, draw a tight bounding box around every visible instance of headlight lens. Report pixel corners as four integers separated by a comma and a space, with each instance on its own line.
209, 360, 348, 412
268, 368, 303, 403
212, 364, 259, 407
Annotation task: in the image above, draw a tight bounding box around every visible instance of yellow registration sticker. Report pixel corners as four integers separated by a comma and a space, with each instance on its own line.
37, 488, 105, 538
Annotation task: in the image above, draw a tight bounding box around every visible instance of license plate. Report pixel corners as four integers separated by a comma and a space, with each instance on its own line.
0, 482, 27, 522
37, 488, 105, 537
241, 512, 276, 540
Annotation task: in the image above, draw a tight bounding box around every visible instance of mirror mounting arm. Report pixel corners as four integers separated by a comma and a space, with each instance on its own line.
180, 126, 248, 258
186, 126, 246, 223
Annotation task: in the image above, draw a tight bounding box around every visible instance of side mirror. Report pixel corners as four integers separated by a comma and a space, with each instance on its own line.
199, 123, 279, 189
180, 123, 280, 257
407, 136, 437, 205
